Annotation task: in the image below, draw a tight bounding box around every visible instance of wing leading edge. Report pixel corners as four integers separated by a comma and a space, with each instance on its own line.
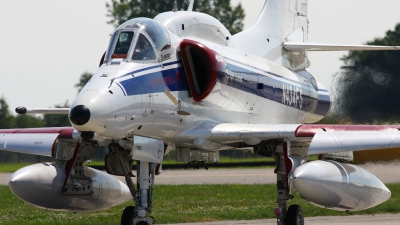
0, 127, 76, 157
180, 123, 400, 155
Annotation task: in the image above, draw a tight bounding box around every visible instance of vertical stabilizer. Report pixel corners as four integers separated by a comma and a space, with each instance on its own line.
232, 0, 309, 70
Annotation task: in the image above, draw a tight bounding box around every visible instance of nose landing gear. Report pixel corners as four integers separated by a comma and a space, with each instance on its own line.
112, 136, 164, 225
121, 206, 137, 225
120, 160, 156, 225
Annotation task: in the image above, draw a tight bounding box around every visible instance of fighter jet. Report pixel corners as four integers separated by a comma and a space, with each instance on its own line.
2, 0, 400, 224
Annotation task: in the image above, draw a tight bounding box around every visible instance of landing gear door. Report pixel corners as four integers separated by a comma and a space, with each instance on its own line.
132, 136, 164, 164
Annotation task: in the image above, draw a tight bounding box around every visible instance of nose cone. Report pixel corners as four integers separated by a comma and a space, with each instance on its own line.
70, 90, 112, 133
69, 105, 91, 126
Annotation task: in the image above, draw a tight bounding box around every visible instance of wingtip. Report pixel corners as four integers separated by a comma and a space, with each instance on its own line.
15, 106, 27, 114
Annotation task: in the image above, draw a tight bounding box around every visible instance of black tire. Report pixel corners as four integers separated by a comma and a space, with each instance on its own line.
286, 204, 304, 225
121, 206, 136, 225
137, 221, 150, 225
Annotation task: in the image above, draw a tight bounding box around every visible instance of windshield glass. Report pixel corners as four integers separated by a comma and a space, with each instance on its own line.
117, 18, 171, 52
112, 31, 134, 59
132, 34, 156, 61
105, 18, 171, 62
105, 32, 117, 62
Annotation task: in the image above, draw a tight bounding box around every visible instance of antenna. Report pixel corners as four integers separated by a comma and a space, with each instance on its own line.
173, 0, 178, 12
187, 0, 194, 11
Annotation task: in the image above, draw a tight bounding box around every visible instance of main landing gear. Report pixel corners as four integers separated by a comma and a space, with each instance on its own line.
286, 205, 304, 225
273, 138, 304, 225
184, 160, 208, 170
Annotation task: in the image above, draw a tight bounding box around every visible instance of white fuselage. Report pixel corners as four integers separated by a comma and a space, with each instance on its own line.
71, 37, 327, 146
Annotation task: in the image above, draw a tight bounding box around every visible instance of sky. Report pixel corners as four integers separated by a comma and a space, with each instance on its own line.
1, 0, 400, 113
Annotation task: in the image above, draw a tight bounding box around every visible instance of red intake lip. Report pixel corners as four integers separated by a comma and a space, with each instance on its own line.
179, 39, 225, 102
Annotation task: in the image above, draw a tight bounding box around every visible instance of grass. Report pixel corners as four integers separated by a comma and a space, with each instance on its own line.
0, 183, 400, 224
0, 163, 33, 173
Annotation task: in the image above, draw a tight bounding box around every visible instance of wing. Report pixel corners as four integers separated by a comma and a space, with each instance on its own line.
296, 124, 400, 154
283, 42, 400, 51
4, 124, 399, 157
0, 127, 76, 156
180, 123, 400, 155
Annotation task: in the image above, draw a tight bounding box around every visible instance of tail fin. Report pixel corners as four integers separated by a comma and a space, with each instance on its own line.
232, 0, 309, 70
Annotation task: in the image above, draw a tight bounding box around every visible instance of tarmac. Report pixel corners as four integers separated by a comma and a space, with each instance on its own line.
160, 213, 400, 225
2, 163, 400, 224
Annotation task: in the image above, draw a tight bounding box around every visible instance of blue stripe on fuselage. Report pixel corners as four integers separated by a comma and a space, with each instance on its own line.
119, 64, 189, 96
224, 56, 310, 87
116, 60, 326, 116
115, 82, 127, 96
221, 62, 320, 114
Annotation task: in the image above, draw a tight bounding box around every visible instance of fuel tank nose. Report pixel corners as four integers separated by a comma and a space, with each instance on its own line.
8, 163, 132, 212
8, 166, 42, 205
69, 105, 91, 126
9, 169, 34, 194
292, 160, 391, 211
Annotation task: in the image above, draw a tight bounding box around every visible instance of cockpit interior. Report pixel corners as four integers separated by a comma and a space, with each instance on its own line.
105, 18, 172, 63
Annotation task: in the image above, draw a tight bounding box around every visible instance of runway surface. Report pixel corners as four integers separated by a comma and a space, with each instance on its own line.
1, 164, 400, 224
160, 213, 400, 225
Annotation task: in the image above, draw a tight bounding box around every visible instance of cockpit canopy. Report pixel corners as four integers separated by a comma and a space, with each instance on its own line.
104, 18, 172, 63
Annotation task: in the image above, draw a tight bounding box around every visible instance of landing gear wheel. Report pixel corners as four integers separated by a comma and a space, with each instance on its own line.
121, 206, 136, 225
286, 204, 304, 225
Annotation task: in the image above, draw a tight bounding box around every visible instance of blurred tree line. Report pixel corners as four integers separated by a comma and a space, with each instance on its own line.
106, 0, 245, 34
319, 23, 400, 125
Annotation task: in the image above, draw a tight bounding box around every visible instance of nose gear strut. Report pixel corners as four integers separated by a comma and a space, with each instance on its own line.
113, 136, 164, 225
